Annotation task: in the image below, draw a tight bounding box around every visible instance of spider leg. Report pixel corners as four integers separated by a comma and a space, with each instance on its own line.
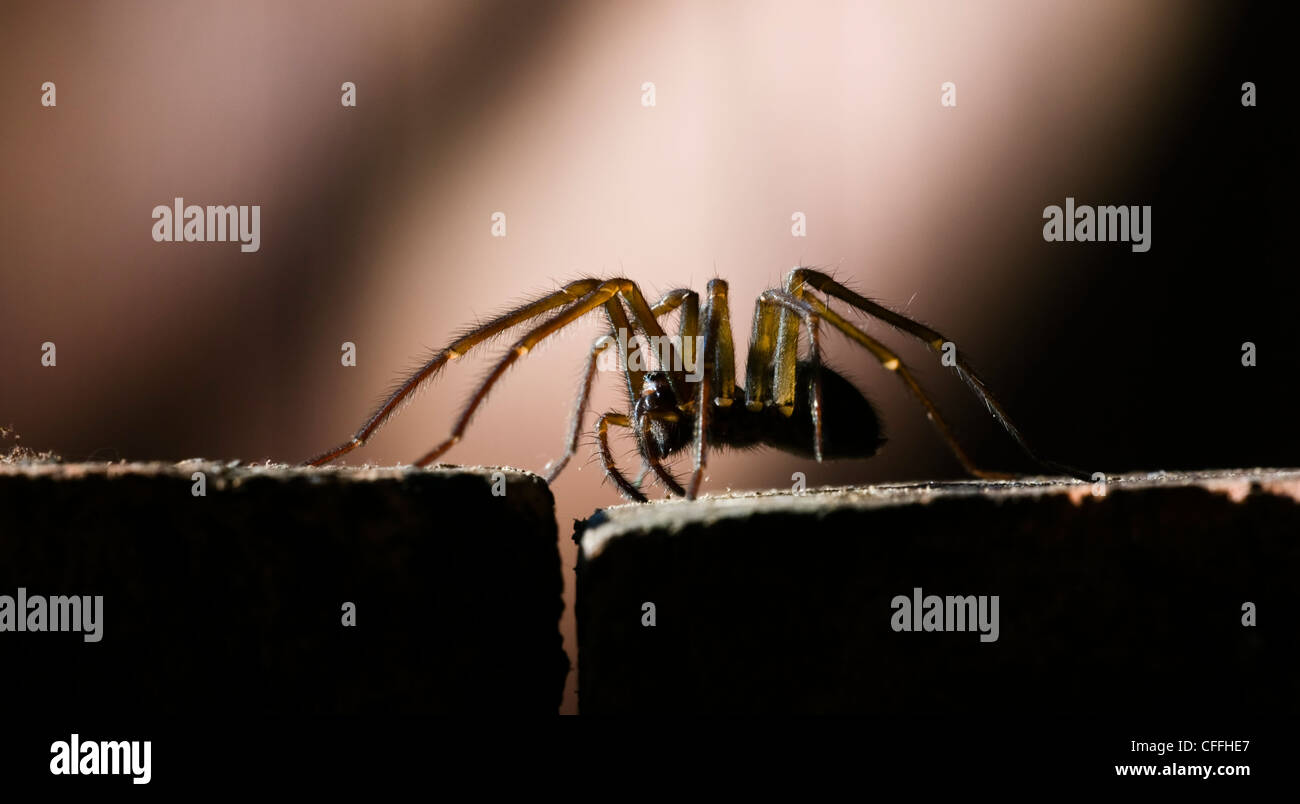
547, 289, 700, 484
686, 279, 739, 499
544, 335, 610, 483
414, 278, 685, 469
744, 296, 783, 412
306, 278, 603, 466
596, 412, 647, 502
616, 282, 690, 399
545, 299, 643, 482
769, 289, 828, 463
785, 268, 1088, 479
762, 289, 1009, 480
635, 409, 687, 496
751, 291, 827, 459
650, 288, 701, 382
414, 280, 643, 466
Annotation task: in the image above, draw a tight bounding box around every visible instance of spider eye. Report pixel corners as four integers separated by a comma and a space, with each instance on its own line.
638, 372, 677, 408
641, 371, 669, 394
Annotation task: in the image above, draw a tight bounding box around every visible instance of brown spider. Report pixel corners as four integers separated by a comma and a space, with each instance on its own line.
306, 268, 1083, 501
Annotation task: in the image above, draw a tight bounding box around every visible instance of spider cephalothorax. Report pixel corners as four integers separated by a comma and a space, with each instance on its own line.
307, 269, 1082, 501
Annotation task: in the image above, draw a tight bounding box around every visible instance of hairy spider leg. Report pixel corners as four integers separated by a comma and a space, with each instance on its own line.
642, 286, 702, 392
637, 409, 687, 497
546, 288, 700, 485
743, 296, 782, 412
762, 289, 1009, 480
755, 289, 827, 460
544, 298, 641, 482
648, 287, 701, 385
413, 279, 672, 467
618, 281, 690, 398
786, 268, 1089, 480
594, 408, 685, 503
596, 413, 646, 502
305, 278, 603, 466
685, 279, 741, 499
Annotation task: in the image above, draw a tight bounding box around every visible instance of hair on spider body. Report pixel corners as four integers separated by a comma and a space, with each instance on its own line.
306, 270, 1088, 501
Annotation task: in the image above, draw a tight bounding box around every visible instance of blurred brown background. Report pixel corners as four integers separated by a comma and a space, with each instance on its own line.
2, 1, 1291, 714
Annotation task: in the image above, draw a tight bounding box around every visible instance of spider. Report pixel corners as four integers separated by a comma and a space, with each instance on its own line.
305, 268, 1084, 501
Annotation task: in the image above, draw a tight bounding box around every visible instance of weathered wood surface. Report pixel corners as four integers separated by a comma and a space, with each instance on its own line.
577, 470, 1300, 714
0, 461, 568, 714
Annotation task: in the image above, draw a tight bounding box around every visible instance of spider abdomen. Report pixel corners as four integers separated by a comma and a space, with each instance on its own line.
738, 362, 884, 460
